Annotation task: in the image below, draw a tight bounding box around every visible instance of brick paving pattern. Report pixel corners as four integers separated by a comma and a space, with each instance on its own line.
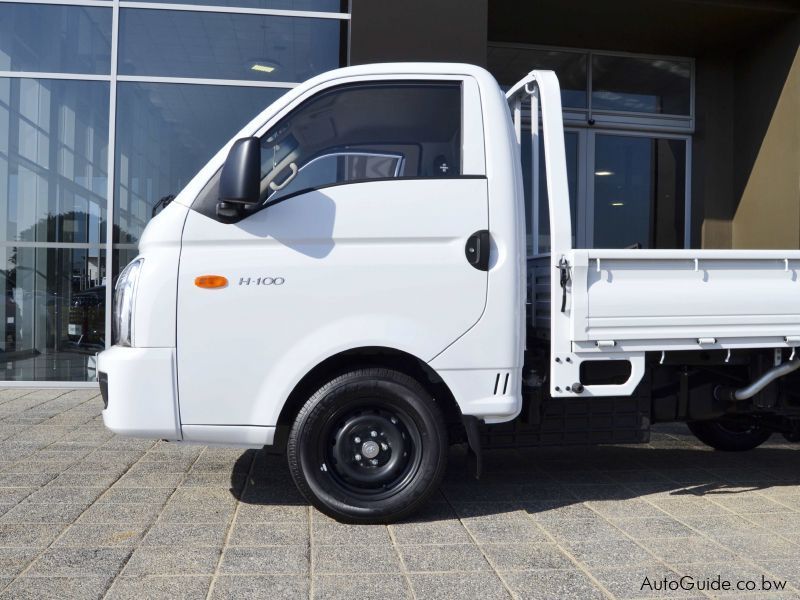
0, 387, 797, 599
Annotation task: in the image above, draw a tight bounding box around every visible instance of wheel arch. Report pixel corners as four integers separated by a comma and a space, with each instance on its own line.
271, 346, 464, 452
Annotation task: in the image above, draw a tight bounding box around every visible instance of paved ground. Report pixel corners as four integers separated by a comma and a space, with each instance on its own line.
0, 388, 798, 599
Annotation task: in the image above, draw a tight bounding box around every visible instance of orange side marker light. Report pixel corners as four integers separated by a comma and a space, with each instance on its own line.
194, 275, 228, 289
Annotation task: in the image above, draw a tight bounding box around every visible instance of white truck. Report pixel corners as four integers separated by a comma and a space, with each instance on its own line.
98, 63, 800, 523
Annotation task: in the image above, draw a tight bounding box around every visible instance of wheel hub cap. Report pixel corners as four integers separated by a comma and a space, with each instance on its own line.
361, 440, 380, 459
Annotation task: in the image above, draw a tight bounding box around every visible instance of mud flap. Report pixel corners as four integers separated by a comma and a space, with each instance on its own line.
461, 415, 483, 479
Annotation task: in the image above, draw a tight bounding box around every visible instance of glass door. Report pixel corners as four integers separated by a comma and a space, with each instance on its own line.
588, 133, 688, 249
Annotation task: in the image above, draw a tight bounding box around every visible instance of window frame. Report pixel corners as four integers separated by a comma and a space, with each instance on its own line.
488, 42, 695, 135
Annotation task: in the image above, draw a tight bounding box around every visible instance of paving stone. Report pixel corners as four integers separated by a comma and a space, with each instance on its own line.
409, 572, 511, 600
182, 472, 245, 488
106, 575, 212, 599
53, 523, 148, 547
233, 503, 307, 523
158, 502, 235, 524
0, 487, 35, 505
114, 472, 184, 488
96, 487, 175, 504
228, 522, 309, 546
0, 501, 87, 524
480, 542, 574, 571
313, 544, 400, 573
524, 501, 597, 521
122, 547, 221, 576
77, 502, 162, 525
389, 521, 473, 545
680, 514, 764, 537
649, 497, 733, 517
400, 543, 490, 572
47, 472, 119, 488
27, 547, 131, 577
587, 498, 665, 519
25, 486, 105, 506
713, 533, 800, 559
639, 536, 736, 564
0, 523, 64, 548
313, 574, 410, 600
464, 519, 552, 544
710, 495, 792, 514
142, 522, 229, 547
312, 523, 390, 545
0, 473, 55, 487
0, 547, 40, 576
538, 516, 628, 541
210, 575, 308, 599
219, 546, 308, 575
610, 516, 695, 539
0, 575, 112, 600
503, 568, 605, 599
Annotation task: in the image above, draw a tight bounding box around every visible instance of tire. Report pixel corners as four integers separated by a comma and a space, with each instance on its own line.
287, 368, 448, 524
687, 418, 772, 451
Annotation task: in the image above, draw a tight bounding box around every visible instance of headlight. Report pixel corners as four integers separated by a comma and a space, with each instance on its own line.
113, 258, 143, 347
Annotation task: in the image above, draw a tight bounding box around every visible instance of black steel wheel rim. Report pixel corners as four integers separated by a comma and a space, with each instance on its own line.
318, 401, 423, 500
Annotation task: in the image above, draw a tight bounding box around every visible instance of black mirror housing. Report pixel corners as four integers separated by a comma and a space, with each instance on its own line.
219, 137, 260, 204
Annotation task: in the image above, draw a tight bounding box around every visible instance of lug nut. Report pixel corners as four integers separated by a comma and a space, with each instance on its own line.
380, 442, 388, 451
390, 417, 397, 424
353, 436, 361, 444
370, 431, 378, 437
370, 459, 378, 465
355, 454, 362, 461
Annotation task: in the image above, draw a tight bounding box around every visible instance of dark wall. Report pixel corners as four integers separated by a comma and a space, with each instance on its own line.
692, 53, 736, 248
349, 0, 488, 66
733, 17, 800, 202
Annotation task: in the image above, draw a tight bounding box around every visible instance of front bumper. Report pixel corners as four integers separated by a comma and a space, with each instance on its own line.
98, 346, 181, 440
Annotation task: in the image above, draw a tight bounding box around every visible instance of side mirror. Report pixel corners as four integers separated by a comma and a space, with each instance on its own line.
219, 137, 261, 205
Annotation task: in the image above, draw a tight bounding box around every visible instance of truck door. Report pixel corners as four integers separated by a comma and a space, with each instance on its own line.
176, 77, 488, 427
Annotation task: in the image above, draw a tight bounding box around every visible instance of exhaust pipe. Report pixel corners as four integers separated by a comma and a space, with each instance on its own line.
716, 358, 800, 402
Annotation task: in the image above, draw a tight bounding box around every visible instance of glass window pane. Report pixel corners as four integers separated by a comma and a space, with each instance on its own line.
118, 10, 343, 81
133, 0, 344, 10
0, 246, 105, 382
0, 4, 112, 74
258, 83, 461, 204
521, 126, 578, 255
593, 134, 686, 249
0, 78, 109, 243
592, 55, 691, 115
488, 46, 587, 109
114, 82, 285, 252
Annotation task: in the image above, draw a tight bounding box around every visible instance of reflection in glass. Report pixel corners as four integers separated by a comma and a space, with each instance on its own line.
0, 78, 109, 243
114, 82, 284, 251
134, 0, 343, 10
488, 46, 587, 109
521, 128, 578, 255
118, 10, 342, 81
593, 134, 685, 249
0, 4, 112, 74
592, 55, 691, 115
0, 246, 105, 381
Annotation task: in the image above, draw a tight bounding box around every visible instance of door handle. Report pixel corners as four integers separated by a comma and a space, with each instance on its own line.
465, 230, 490, 271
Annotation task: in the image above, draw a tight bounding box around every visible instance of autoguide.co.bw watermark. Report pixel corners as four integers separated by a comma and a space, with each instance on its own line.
641, 574, 788, 593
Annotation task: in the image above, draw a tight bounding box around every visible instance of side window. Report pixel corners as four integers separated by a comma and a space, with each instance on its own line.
259, 82, 462, 203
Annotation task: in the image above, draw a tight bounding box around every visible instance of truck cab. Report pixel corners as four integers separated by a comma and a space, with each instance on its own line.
98, 63, 800, 523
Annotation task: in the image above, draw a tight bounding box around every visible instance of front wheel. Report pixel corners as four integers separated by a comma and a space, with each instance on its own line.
688, 417, 772, 451
287, 368, 448, 523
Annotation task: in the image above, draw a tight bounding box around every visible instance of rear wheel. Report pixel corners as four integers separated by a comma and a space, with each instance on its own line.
287, 368, 448, 523
688, 417, 772, 451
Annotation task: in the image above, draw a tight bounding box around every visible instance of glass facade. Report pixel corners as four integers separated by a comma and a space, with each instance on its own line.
491, 44, 693, 253
0, 0, 348, 382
